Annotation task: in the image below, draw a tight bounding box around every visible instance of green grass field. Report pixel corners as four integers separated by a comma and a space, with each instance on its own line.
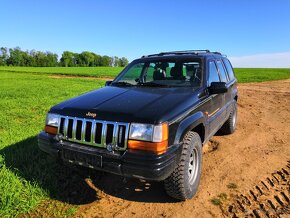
0, 66, 290, 83
234, 68, 290, 83
0, 72, 104, 217
0, 66, 124, 78
0, 67, 290, 217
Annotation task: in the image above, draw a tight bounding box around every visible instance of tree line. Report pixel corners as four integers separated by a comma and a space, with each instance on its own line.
0, 47, 129, 67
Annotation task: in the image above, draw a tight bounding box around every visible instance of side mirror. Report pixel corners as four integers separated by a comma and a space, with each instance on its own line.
209, 82, 228, 94
105, 80, 112, 86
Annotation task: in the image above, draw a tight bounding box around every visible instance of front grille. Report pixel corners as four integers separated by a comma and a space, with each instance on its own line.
58, 116, 129, 150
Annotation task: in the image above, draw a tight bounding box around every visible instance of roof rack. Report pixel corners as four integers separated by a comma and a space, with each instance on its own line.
142, 50, 224, 58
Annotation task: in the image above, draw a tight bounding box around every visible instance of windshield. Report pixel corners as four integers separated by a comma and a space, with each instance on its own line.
113, 59, 203, 88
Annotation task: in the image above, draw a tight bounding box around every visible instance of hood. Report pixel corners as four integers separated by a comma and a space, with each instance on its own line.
50, 86, 199, 124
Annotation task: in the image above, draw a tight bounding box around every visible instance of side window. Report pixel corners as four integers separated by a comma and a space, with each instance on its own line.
208, 61, 220, 86
223, 58, 235, 81
216, 60, 228, 82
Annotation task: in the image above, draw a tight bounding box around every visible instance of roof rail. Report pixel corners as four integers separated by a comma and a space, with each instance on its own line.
141, 50, 224, 58
161, 50, 210, 54
212, 51, 227, 57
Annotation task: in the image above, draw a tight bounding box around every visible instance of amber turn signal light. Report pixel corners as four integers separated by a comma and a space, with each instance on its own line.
44, 125, 58, 135
128, 140, 168, 155
161, 123, 168, 141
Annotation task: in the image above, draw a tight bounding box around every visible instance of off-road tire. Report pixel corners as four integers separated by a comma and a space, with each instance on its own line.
220, 101, 237, 135
164, 131, 202, 200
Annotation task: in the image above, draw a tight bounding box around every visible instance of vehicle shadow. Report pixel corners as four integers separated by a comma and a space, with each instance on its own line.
0, 136, 176, 205
88, 172, 177, 203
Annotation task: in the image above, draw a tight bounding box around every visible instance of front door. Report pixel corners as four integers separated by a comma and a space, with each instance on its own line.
207, 60, 225, 135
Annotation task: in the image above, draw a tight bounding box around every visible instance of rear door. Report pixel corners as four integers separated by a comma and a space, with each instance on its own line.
222, 58, 238, 117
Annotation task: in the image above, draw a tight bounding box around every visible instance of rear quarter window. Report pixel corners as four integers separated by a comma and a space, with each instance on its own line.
216, 60, 228, 82
223, 58, 236, 81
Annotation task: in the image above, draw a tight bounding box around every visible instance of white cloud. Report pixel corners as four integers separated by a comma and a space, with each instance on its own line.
228, 52, 290, 68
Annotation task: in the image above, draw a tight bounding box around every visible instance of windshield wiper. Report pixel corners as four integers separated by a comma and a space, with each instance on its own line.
138, 82, 170, 87
111, 81, 134, 87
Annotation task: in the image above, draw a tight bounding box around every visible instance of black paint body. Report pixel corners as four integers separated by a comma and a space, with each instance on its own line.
38, 52, 238, 181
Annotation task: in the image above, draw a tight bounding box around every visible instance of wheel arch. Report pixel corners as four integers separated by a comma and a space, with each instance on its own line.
173, 111, 206, 145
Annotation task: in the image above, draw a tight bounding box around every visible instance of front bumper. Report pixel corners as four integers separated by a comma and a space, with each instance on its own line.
38, 131, 182, 181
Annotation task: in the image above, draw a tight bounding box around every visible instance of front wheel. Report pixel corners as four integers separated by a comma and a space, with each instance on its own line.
164, 131, 202, 200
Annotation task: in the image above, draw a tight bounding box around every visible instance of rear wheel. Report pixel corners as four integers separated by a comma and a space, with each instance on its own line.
220, 101, 237, 134
164, 131, 202, 200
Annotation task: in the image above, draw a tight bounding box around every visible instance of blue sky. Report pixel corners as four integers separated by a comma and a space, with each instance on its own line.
1, 0, 290, 67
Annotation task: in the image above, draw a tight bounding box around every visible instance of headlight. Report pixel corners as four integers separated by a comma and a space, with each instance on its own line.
129, 123, 153, 141
129, 123, 168, 142
128, 122, 169, 154
46, 113, 60, 127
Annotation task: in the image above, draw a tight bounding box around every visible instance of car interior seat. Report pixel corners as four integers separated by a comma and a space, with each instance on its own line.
185, 65, 196, 79
170, 64, 185, 80
153, 68, 166, 80
194, 66, 202, 83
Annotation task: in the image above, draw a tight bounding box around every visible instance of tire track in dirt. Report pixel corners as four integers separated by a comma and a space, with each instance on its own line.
222, 161, 290, 218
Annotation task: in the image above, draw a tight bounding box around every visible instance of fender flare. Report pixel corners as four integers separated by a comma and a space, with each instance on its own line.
173, 111, 206, 145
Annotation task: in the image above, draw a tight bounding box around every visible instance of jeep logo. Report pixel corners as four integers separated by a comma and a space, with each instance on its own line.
86, 112, 97, 118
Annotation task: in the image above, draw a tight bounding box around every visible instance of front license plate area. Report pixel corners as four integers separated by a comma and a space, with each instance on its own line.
62, 149, 102, 168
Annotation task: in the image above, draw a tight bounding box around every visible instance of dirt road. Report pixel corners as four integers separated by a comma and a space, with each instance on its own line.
75, 79, 290, 218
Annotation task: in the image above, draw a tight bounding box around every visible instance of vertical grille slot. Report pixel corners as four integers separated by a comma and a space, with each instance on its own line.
76, 120, 82, 140
106, 124, 114, 144
67, 119, 74, 138
59, 118, 65, 134
85, 121, 92, 142
95, 123, 102, 144
117, 125, 126, 147
59, 116, 129, 150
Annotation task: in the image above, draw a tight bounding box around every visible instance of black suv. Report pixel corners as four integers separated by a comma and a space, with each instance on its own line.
38, 50, 238, 200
